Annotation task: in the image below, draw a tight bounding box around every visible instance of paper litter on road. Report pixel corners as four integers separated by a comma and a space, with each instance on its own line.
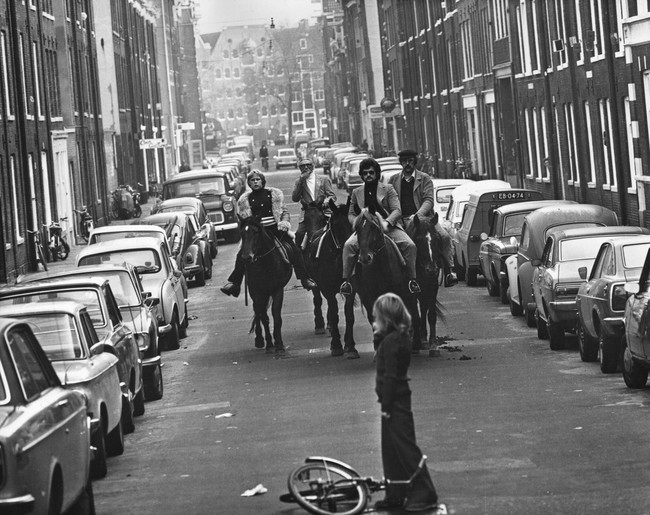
241, 484, 268, 496
215, 412, 233, 419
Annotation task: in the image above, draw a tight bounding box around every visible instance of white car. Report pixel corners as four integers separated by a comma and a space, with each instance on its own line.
274, 148, 298, 169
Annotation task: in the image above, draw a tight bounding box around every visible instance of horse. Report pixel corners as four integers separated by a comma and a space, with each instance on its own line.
304, 199, 359, 358
350, 207, 421, 351
239, 216, 293, 353
411, 214, 445, 356
300, 199, 328, 335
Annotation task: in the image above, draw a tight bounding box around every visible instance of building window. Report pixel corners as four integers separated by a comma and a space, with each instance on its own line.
292, 90, 301, 102
1, 31, 13, 118
493, 0, 509, 39
223, 49, 229, 58
314, 90, 324, 101
19, 34, 31, 118
233, 68, 240, 78
624, 96, 636, 190
589, 0, 605, 58
460, 19, 474, 80
32, 42, 43, 119
540, 107, 550, 180
552, 0, 568, 66
584, 101, 597, 185
300, 38, 307, 50
524, 109, 535, 177
565, 103, 579, 184
599, 98, 616, 187
292, 111, 304, 123
10, 156, 23, 242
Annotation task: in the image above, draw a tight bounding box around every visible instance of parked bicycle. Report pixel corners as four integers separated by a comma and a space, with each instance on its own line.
111, 184, 141, 219
27, 228, 48, 272
46, 218, 71, 261
281, 455, 446, 515
74, 206, 94, 243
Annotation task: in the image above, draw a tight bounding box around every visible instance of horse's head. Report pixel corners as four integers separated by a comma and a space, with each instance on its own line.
353, 208, 385, 266
327, 200, 352, 247
301, 197, 327, 237
239, 216, 270, 263
412, 214, 441, 278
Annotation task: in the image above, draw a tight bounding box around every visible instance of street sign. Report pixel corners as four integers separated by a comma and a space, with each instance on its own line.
369, 105, 402, 119
139, 138, 166, 149
178, 122, 195, 130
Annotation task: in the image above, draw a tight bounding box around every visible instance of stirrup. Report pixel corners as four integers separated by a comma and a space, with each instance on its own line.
408, 280, 421, 294
340, 281, 353, 296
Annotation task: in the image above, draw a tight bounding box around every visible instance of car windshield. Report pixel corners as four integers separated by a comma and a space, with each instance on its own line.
167, 178, 226, 198
502, 213, 528, 237
623, 243, 650, 269
436, 187, 455, 204
22, 314, 84, 361
93, 230, 163, 244
0, 289, 105, 327
79, 249, 163, 277
278, 150, 295, 157
100, 271, 141, 307
560, 237, 611, 262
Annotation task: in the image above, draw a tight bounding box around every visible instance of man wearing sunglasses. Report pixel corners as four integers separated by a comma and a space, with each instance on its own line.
340, 157, 421, 296
291, 158, 336, 248
388, 149, 457, 287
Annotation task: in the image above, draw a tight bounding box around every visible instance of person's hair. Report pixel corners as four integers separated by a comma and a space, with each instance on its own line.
358, 157, 381, 178
247, 169, 266, 187
372, 293, 411, 335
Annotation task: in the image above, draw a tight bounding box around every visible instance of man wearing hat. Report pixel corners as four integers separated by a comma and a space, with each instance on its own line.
221, 169, 316, 297
291, 157, 337, 248
389, 149, 457, 287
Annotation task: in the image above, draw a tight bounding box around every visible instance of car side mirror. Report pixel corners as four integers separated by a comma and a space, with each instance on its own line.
90, 342, 117, 356
578, 267, 588, 280
625, 282, 640, 295
142, 291, 152, 299
144, 297, 160, 307
531, 259, 542, 267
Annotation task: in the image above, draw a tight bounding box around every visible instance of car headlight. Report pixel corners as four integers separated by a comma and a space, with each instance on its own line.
223, 201, 234, 212
184, 252, 194, 264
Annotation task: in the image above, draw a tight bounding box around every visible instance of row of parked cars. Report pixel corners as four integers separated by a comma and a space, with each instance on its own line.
441, 179, 650, 393
0, 186, 228, 512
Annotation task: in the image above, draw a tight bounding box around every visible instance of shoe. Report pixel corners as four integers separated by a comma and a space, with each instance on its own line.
408, 279, 421, 294
220, 282, 241, 297
301, 278, 317, 291
444, 273, 458, 287
374, 497, 404, 510
340, 281, 352, 296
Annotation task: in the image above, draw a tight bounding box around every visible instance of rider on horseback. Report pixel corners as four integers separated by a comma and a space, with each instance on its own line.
221, 170, 317, 297
388, 149, 457, 287
340, 157, 421, 296
291, 157, 336, 248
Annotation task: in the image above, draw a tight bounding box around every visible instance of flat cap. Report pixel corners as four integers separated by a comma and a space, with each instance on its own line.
398, 149, 418, 159
298, 157, 314, 167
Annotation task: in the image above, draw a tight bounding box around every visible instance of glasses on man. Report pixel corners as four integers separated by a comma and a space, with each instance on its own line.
360, 169, 376, 177
400, 158, 416, 165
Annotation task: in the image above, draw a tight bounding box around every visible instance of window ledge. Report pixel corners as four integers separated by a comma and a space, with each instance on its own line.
602, 184, 611, 191
587, 182, 597, 189
543, 177, 551, 184
628, 187, 638, 195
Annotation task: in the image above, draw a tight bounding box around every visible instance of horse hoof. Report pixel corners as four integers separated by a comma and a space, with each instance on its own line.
331, 347, 344, 357
255, 339, 265, 349
429, 348, 441, 357
346, 350, 360, 360
275, 346, 286, 355
315, 327, 327, 335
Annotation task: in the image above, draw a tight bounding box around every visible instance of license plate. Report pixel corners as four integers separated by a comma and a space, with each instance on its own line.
492, 191, 527, 200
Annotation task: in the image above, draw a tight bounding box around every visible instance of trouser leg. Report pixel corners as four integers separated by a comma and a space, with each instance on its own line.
226, 250, 245, 284
342, 233, 359, 279
295, 221, 307, 249
435, 222, 454, 270
282, 234, 309, 280
388, 227, 417, 279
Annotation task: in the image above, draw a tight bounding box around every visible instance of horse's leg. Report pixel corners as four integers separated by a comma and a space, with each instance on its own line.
343, 294, 359, 358
253, 297, 273, 353
271, 289, 285, 353
326, 294, 343, 356
313, 288, 326, 335
407, 296, 421, 352
419, 294, 429, 346
251, 298, 265, 349
428, 282, 441, 357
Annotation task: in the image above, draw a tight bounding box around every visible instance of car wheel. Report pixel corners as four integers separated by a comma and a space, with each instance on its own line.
455, 257, 466, 281
525, 304, 537, 328
90, 423, 108, 479
105, 417, 124, 457
133, 387, 145, 417
66, 475, 95, 515
195, 260, 206, 286
509, 291, 523, 316
121, 393, 135, 435
179, 312, 188, 339
499, 278, 509, 305
144, 363, 164, 401
599, 332, 620, 374
466, 266, 478, 287
536, 310, 548, 339
578, 323, 598, 362
206, 254, 213, 279
486, 278, 499, 297
622, 345, 649, 388
548, 320, 566, 350
163, 312, 180, 351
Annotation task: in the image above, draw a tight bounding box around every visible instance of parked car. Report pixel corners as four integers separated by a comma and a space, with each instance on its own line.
77, 237, 188, 352
322, 146, 356, 176
479, 200, 576, 302
622, 247, 650, 388
576, 235, 650, 372
0, 301, 123, 479
343, 155, 372, 192
508, 204, 618, 327
332, 151, 358, 187
313, 147, 331, 167
455, 189, 543, 285
430, 179, 472, 218
141, 212, 213, 286
274, 148, 299, 169
0, 318, 94, 513
151, 196, 218, 258
0, 276, 144, 432
161, 169, 240, 243
34, 263, 164, 400
378, 165, 405, 185
532, 226, 648, 350
215, 164, 245, 198
89, 224, 171, 253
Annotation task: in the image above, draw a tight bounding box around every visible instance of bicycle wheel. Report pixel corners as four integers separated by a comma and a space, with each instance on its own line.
37, 244, 48, 271
287, 463, 368, 515
57, 239, 70, 260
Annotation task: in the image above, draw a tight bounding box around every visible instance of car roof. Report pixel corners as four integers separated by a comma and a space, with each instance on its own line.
430, 179, 473, 188
159, 197, 202, 207
0, 300, 86, 317
598, 234, 650, 250
21, 263, 135, 285
77, 237, 164, 256
0, 276, 108, 298
142, 212, 186, 225
451, 180, 511, 201
164, 170, 226, 183
90, 224, 166, 236
494, 200, 577, 216
524, 204, 618, 233
547, 225, 650, 241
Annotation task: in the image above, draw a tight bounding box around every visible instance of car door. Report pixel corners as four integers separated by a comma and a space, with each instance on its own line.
533, 237, 554, 318
160, 243, 185, 322
581, 244, 613, 339
8, 326, 88, 498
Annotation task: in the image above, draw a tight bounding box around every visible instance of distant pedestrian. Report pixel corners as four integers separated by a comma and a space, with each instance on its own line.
373, 293, 439, 512
361, 139, 369, 153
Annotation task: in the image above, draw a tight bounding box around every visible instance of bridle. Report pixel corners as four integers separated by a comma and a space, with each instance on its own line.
242, 220, 276, 263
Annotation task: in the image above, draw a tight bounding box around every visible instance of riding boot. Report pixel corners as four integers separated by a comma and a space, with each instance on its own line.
286, 238, 317, 290
221, 251, 245, 297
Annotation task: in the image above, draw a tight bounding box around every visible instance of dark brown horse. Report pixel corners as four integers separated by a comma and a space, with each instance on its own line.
351, 208, 421, 350
411, 214, 445, 355
240, 217, 292, 353
300, 199, 327, 335
304, 199, 358, 358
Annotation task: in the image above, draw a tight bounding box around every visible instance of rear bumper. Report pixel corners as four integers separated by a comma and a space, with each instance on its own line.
0, 495, 35, 514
